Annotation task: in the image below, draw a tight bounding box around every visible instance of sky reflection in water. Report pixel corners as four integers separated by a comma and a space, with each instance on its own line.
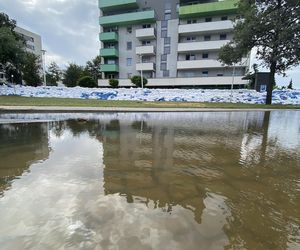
0, 111, 299, 250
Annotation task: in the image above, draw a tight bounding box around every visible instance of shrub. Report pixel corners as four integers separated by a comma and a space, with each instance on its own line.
130, 75, 148, 87
109, 79, 119, 88
77, 76, 97, 88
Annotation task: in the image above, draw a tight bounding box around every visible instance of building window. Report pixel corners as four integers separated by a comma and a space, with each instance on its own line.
142, 40, 151, 46
186, 54, 195, 60
161, 21, 168, 28
161, 54, 167, 62
204, 35, 211, 41
165, 13, 171, 20
221, 16, 228, 21
164, 37, 171, 45
163, 70, 169, 77
160, 63, 167, 70
202, 71, 209, 76
127, 73, 132, 78
220, 34, 227, 40
126, 58, 132, 66
108, 74, 115, 79
142, 24, 151, 29
127, 27, 132, 34
164, 46, 170, 54
217, 73, 224, 76
187, 37, 196, 42
127, 42, 132, 50
202, 53, 209, 59
205, 17, 212, 22
107, 59, 115, 64
161, 30, 168, 38
187, 20, 197, 24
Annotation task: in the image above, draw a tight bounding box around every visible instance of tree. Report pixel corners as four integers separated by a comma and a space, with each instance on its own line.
218, 0, 300, 104
109, 79, 119, 88
77, 76, 97, 88
131, 75, 148, 87
22, 52, 42, 86
46, 62, 62, 86
85, 56, 102, 82
63, 63, 84, 87
287, 79, 293, 90
0, 13, 25, 83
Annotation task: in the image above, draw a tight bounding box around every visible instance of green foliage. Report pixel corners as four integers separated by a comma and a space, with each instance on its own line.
287, 79, 293, 90
48, 62, 62, 82
46, 72, 57, 86
63, 63, 84, 87
130, 75, 148, 87
77, 76, 97, 88
109, 79, 119, 88
218, 0, 300, 104
85, 56, 102, 81
22, 52, 42, 86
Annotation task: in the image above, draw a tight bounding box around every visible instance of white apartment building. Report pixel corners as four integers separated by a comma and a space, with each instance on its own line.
98, 0, 250, 88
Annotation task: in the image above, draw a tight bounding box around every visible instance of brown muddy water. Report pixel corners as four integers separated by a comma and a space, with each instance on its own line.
0, 111, 299, 250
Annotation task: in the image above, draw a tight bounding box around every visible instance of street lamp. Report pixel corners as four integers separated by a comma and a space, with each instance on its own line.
11, 74, 16, 94
41, 49, 47, 86
139, 54, 144, 89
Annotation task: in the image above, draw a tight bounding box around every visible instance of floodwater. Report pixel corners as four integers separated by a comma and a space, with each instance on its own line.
0, 111, 299, 250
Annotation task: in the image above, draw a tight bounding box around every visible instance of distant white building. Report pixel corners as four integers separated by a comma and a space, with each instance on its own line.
14, 26, 45, 84
14, 26, 43, 60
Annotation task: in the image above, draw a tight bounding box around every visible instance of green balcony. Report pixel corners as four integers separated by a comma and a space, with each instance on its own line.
99, 10, 156, 27
99, 0, 138, 12
100, 48, 119, 57
99, 32, 118, 42
179, 0, 239, 18
101, 64, 119, 72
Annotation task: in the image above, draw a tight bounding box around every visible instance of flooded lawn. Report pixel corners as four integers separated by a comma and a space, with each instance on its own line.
0, 111, 299, 250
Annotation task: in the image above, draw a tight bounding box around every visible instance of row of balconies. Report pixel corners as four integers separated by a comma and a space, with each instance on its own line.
101, 58, 247, 73
99, 20, 232, 43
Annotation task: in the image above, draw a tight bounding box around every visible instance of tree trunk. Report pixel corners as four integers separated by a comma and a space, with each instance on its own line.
266, 61, 276, 105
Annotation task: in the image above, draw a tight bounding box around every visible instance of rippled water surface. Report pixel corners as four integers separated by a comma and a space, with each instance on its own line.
0, 111, 299, 250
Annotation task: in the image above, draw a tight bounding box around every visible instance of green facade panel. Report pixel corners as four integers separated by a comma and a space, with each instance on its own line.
99, 10, 156, 27
99, 0, 138, 12
179, 0, 239, 18
99, 32, 118, 42
101, 64, 119, 72
100, 48, 119, 57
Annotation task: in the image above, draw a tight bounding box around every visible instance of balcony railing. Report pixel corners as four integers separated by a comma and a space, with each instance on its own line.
101, 64, 119, 72
136, 62, 156, 71
178, 20, 233, 35
179, 0, 239, 18
178, 40, 230, 52
100, 48, 119, 57
136, 27, 156, 40
99, 10, 156, 27
99, 32, 118, 42
136, 45, 156, 55
99, 0, 138, 12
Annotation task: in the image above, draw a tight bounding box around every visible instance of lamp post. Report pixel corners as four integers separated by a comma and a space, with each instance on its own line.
139, 54, 144, 89
230, 63, 236, 103
41, 49, 47, 86
11, 74, 16, 94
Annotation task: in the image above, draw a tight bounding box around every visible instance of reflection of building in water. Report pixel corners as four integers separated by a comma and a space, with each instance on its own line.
101, 114, 260, 223
100, 113, 300, 249
0, 123, 50, 196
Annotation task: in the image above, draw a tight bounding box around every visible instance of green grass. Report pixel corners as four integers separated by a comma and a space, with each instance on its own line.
0, 96, 299, 109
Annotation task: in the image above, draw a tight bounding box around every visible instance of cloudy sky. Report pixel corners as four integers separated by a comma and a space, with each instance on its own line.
0, 0, 299, 88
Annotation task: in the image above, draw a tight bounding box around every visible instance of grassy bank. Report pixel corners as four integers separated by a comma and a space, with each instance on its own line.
0, 96, 299, 109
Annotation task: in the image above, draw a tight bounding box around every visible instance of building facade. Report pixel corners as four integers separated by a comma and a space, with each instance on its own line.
98, 0, 250, 88
14, 26, 43, 59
